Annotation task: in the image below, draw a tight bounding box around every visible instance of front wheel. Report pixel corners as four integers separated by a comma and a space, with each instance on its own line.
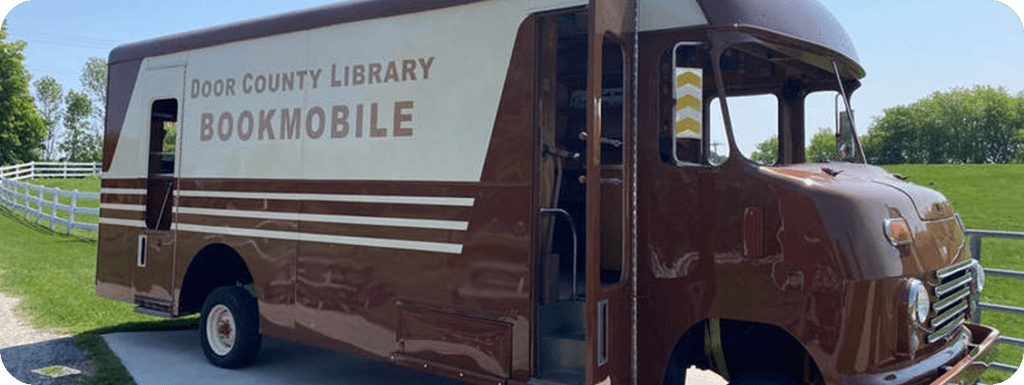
199, 286, 262, 368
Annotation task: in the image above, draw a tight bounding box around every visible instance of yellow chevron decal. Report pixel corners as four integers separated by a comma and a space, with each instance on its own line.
676, 118, 702, 138
675, 94, 701, 112
676, 71, 702, 88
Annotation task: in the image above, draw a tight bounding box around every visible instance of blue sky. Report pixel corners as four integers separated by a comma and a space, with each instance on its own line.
1, 0, 1022, 157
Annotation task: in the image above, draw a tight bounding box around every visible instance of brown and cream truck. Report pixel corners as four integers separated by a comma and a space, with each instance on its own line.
95, 0, 1001, 384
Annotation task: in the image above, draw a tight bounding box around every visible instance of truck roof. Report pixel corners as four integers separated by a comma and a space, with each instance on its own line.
108, 0, 478, 64
110, 0, 863, 78
697, 0, 864, 79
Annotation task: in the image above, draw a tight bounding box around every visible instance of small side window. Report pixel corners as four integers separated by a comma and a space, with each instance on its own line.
149, 100, 178, 176
146, 99, 177, 231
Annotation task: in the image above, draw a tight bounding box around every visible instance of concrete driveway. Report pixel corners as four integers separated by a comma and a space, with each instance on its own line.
102, 330, 471, 385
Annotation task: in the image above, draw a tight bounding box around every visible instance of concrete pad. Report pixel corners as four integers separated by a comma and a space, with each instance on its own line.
102, 330, 469, 385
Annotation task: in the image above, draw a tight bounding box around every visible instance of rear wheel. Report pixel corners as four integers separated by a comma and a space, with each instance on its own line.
199, 286, 261, 368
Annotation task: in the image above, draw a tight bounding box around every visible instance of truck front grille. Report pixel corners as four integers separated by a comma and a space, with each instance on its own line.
928, 260, 973, 343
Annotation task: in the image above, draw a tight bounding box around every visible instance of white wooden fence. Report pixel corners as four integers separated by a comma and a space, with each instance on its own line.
0, 162, 101, 234
0, 161, 100, 180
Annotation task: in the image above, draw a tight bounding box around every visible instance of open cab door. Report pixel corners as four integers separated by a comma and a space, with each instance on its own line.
585, 0, 635, 384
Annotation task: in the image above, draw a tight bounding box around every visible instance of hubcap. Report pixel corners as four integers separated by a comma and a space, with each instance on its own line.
206, 304, 236, 356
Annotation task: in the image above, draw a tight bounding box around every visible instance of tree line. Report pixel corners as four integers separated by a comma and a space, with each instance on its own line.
751, 85, 1024, 165
0, 21, 106, 166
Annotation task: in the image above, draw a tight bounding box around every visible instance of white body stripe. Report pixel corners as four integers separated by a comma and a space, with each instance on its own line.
101, 188, 147, 195
174, 206, 469, 230
177, 223, 462, 254
101, 203, 146, 212
175, 190, 475, 207
99, 218, 147, 228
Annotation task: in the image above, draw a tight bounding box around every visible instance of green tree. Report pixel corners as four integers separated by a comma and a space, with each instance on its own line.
59, 90, 100, 162
866, 86, 1024, 164
80, 57, 107, 124
33, 76, 64, 160
163, 122, 177, 154
749, 136, 778, 165
0, 21, 47, 165
807, 128, 839, 163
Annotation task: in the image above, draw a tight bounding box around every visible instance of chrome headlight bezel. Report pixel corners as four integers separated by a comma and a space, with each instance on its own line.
905, 279, 930, 325
970, 260, 986, 293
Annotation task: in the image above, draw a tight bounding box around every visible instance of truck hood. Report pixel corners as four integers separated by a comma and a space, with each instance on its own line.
771, 163, 955, 221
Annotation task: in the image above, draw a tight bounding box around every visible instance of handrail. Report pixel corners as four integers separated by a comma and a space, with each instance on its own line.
541, 208, 581, 300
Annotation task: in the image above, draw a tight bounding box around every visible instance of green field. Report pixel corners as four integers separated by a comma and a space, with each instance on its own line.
883, 164, 1024, 384
0, 167, 1022, 383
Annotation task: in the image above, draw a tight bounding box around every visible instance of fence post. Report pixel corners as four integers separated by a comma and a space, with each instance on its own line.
67, 189, 78, 235
50, 189, 59, 231
34, 187, 43, 225
23, 184, 30, 220
970, 235, 982, 263
62, 162, 68, 178
29, 161, 35, 180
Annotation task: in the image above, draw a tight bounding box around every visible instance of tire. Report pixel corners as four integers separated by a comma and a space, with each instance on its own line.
729, 372, 803, 385
199, 286, 262, 368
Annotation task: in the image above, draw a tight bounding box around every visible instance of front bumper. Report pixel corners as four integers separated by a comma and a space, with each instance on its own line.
929, 323, 1000, 385
837, 324, 999, 385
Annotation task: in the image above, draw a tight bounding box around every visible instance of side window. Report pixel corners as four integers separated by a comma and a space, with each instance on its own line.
659, 42, 712, 166
146, 99, 177, 230
708, 94, 778, 165
149, 99, 177, 176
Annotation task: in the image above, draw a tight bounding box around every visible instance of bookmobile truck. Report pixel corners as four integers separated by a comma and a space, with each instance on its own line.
95, 0, 1001, 384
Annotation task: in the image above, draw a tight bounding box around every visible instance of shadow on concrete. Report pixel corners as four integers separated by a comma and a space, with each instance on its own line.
0, 337, 93, 385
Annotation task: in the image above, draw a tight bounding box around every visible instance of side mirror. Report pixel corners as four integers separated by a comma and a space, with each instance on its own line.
836, 110, 854, 161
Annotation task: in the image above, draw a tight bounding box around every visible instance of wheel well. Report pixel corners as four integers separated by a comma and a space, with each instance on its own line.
178, 244, 255, 316
664, 319, 824, 385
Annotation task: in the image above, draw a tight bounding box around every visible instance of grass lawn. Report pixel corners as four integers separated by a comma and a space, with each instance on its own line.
884, 164, 1024, 383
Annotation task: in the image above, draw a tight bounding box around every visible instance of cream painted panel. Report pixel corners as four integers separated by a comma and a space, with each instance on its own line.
638, 0, 708, 32
106, 64, 185, 179
180, 0, 581, 182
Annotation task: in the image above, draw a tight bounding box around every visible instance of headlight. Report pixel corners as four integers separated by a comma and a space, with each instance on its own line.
906, 279, 930, 324
971, 260, 986, 292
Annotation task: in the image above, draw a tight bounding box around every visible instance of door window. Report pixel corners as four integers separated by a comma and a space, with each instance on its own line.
146, 99, 177, 230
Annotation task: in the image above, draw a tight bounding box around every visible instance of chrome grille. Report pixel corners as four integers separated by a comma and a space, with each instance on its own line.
928, 260, 973, 343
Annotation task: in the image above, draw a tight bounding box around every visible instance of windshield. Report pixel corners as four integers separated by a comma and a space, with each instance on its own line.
659, 37, 864, 166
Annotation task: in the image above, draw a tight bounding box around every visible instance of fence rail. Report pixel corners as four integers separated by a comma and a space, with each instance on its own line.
966, 228, 1024, 374
0, 161, 100, 181
0, 162, 101, 234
